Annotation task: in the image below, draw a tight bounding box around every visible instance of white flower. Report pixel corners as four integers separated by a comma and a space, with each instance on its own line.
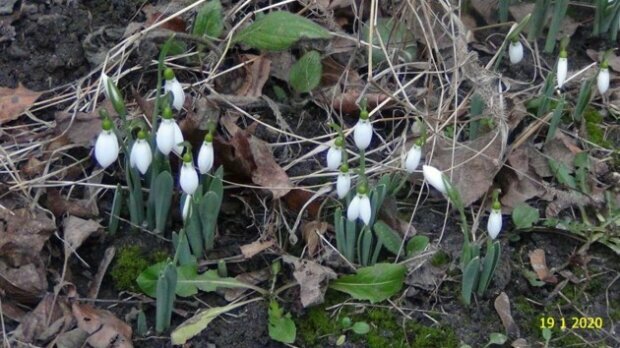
347, 193, 372, 225
164, 68, 185, 111
597, 67, 610, 95
487, 209, 503, 240
326, 146, 343, 171
404, 144, 422, 173
422, 165, 447, 194
172, 121, 184, 155
336, 172, 351, 199
156, 118, 175, 155
353, 119, 373, 151
180, 160, 199, 195
557, 57, 568, 89
509, 41, 523, 64
197, 140, 214, 174
182, 194, 191, 221
101, 72, 111, 100
130, 138, 152, 175
94, 129, 119, 169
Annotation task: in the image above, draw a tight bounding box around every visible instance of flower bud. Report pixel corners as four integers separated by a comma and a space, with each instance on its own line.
130, 131, 152, 175
326, 146, 343, 171
422, 165, 447, 194
156, 118, 175, 156
509, 40, 523, 64
336, 167, 351, 199
347, 194, 361, 221
180, 154, 199, 195
487, 209, 503, 240
353, 120, 373, 151
197, 134, 214, 174
597, 66, 610, 95
404, 144, 422, 173
94, 118, 119, 168
557, 54, 568, 89
164, 68, 185, 111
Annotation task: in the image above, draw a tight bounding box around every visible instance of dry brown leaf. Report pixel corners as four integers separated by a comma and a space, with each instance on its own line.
282, 189, 322, 219
46, 188, 98, 218
56, 328, 90, 348
236, 54, 271, 98
72, 302, 133, 348
511, 338, 530, 348
54, 100, 115, 146
224, 268, 271, 302
0, 300, 28, 322
499, 145, 552, 210
494, 292, 520, 338
12, 294, 70, 344
320, 56, 362, 88
143, 5, 187, 32
266, 51, 295, 82
87, 247, 116, 299
325, 90, 389, 114
586, 49, 620, 72
546, 187, 606, 217
528, 249, 558, 284
283, 256, 337, 308
301, 221, 329, 257
543, 132, 581, 173
470, 0, 498, 24
63, 215, 101, 253
0, 84, 42, 124
240, 239, 275, 259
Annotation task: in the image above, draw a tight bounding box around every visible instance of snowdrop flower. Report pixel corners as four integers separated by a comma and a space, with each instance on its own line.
180, 153, 199, 195
597, 63, 610, 95
94, 117, 119, 169
100, 72, 126, 115
156, 108, 176, 156
354, 109, 373, 151
197, 133, 214, 174
487, 190, 503, 240
130, 130, 152, 175
557, 50, 568, 89
181, 194, 191, 221
347, 186, 372, 225
422, 165, 447, 194
172, 121, 184, 156
404, 144, 422, 173
336, 165, 351, 199
164, 68, 185, 111
508, 40, 523, 64
326, 136, 344, 171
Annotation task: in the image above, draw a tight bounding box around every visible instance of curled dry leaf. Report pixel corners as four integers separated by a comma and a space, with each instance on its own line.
46, 188, 98, 218
54, 100, 115, 146
224, 268, 271, 302
72, 302, 133, 348
63, 215, 101, 253
240, 239, 275, 259
0, 84, 42, 124
587, 49, 620, 72
301, 220, 329, 256
283, 256, 336, 307
528, 249, 558, 284
12, 294, 70, 344
494, 292, 520, 338
236, 54, 271, 98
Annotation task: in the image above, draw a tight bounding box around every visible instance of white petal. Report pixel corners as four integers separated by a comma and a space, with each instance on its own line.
172, 121, 184, 155
94, 130, 119, 168
557, 57, 568, 88
487, 209, 503, 240
131, 140, 153, 175
197, 142, 214, 174
180, 162, 199, 195
509, 41, 523, 64
353, 120, 373, 151
359, 195, 372, 225
182, 194, 191, 221
156, 119, 175, 155
597, 68, 610, 95
404, 145, 422, 173
422, 165, 447, 194
326, 147, 342, 171
336, 173, 351, 199
164, 78, 185, 111
347, 195, 361, 221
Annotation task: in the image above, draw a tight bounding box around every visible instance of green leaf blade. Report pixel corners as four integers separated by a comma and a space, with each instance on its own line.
329, 263, 406, 303
289, 50, 322, 93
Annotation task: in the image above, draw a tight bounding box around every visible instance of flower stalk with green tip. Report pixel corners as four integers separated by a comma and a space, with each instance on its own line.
163, 68, 185, 111
180, 152, 199, 195
487, 189, 503, 240
130, 129, 153, 175
94, 116, 119, 168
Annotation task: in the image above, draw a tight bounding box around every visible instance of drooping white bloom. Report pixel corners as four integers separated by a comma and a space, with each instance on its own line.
172, 121, 184, 155
422, 165, 447, 194
557, 57, 568, 89
404, 144, 422, 173
130, 138, 152, 175
164, 68, 185, 111
94, 129, 119, 169
347, 194, 361, 221
182, 195, 191, 221
326, 146, 343, 171
336, 172, 351, 199
597, 67, 610, 95
180, 160, 199, 195
353, 120, 373, 151
197, 140, 214, 174
487, 209, 503, 240
156, 118, 176, 155
359, 194, 371, 225
509, 41, 523, 64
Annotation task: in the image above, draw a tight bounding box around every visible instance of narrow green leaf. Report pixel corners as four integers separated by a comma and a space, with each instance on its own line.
406, 235, 430, 256
173, 230, 197, 267
335, 208, 345, 255
574, 152, 589, 193
488, 332, 508, 345
499, 0, 509, 22
233, 11, 330, 51
527, 0, 551, 42
192, 0, 223, 38
268, 300, 296, 344
359, 227, 373, 266
137, 262, 166, 297
108, 184, 123, 234
477, 241, 501, 296
200, 191, 221, 251
289, 50, 322, 93
155, 262, 177, 333
544, 0, 569, 53
373, 221, 403, 255
185, 196, 204, 259
461, 257, 480, 306
329, 263, 406, 303
545, 96, 566, 143
511, 203, 540, 229
153, 171, 173, 233
345, 217, 357, 263
572, 78, 594, 122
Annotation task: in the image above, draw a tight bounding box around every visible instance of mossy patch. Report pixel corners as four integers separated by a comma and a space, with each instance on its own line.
110, 245, 168, 291
583, 108, 611, 148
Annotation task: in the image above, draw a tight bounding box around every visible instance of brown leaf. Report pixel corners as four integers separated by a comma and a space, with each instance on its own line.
543, 133, 581, 173
266, 51, 295, 82
0, 299, 28, 322
0, 84, 42, 124
46, 188, 98, 218
499, 145, 553, 210
63, 215, 101, 253
326, 90, 389, 114
72, 302, 133, 348
54, 100, 115, 146
236, 54, 271, 98
511, 338, 530, 348
587, 49, 620, 72
470, 0, 498, 24
494, 292, 520, 338
12, 294, 70, 343
528, 249, 557, 284
282, 189, 322, 219
283, 256, 337, 308
240, 239, 275, 259
87, 247, 116, 299
143, 5, 186, 32
301, 221, 329, 256
320, 56, 362, 88
224, 268, 271, 302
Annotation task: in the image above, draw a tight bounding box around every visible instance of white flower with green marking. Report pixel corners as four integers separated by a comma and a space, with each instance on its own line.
94, 117, 119, 169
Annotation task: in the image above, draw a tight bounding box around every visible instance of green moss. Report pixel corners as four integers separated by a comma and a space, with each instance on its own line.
583, 108, 611, 148
430, 250, 450, 267
110, 246, 168, 291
